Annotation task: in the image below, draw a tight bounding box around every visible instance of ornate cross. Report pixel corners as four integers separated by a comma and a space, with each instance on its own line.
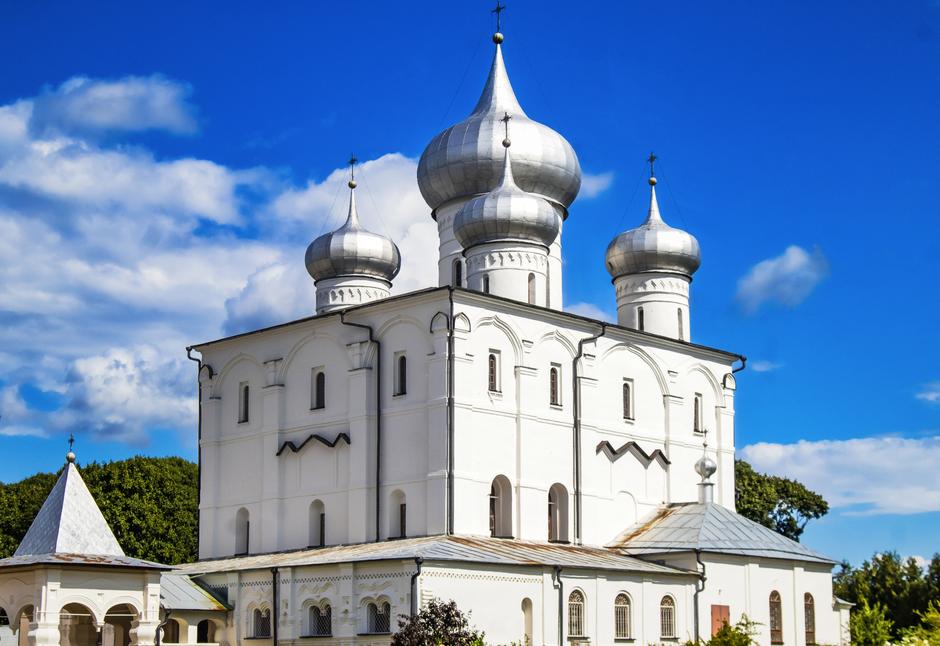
492, 1, 506, 32
348, 155, 357, 183
647, 152, 657, 177
501, 111, 512, 140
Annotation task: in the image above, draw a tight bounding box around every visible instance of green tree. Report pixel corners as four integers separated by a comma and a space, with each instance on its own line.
850, 599, 894, 646
734, 459, 828, 541
0, 456, 198, 564
683, 614, 760, 646
391, 598, 484, 646
899, 601, 940, 645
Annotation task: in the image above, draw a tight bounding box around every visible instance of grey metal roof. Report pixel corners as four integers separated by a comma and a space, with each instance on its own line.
0, 552, 168, 570
612, 503, 835, 565
175, 534, 694, 577
161, 573, 229, 611
14, 462, 124, 558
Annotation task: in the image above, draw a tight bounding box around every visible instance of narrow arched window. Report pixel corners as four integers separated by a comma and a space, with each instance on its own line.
196, 620, 214, 643
549, 365, 560, 406
238, 382, 250, 423
660, 596, 676, 639
804, 593, 816, 645
488, 353, 498, 392
309, 605, 332, 637
489, 475, 512, 538
677, 308, 685, 340
312, 370, 325, 410
622, 380, 634, 419
693, 393, 704, 433
252, 608, 271, 638
615, 593, 632, 639
453, 259, 463, 287
309, 500, 325, 547
568, 590, 585, 637
547, 483, 568, 542
637, 306, 645, 331
527, 273, 536, 304
389, 490, 406, 538
162, 619, 180, 643
235, 508, 250, 555
770, 591, 783, 644
482, 274, 490, 294
395, 354, 407, 396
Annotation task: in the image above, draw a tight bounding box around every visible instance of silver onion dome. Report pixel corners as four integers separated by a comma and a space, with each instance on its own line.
695, 453, 718, 482
453, 127, 561, 250
605, 177, 701, 279
417, 36, 581, 214
305, 178, 401, 283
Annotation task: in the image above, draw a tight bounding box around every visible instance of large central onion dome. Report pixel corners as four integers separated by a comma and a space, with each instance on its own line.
605, 176, 701, 279
417, 34, 581, 214
305, 177, 401, 284
453, 124, 560, 249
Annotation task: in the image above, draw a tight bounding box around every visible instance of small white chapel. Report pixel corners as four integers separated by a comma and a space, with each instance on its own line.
0, 12, 852, 646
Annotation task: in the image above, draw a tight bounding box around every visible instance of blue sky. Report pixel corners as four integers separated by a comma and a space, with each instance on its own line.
0, 0, 938, 566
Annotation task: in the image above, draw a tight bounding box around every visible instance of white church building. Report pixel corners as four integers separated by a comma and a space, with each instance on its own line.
0, 19, 851, 646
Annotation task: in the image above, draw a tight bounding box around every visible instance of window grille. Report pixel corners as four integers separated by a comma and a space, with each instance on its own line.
488, 353, 498, 392
804, 593, 816, 645
660, 596, 676, 639
770, 591, 783, 644
693, 393, 703, 433
623, 381, 633, 419
368, 602, 390, 633
399, 503, 407, 538
568, 590, 585, 637
252, 608, 271, 638
308, 605, 331, 636
550, 366, 560, 406
453, 259, 463, 287
615, 593, 632, 639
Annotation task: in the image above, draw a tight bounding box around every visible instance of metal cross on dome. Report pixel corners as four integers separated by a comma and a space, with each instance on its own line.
68, 433, 75, 453
492, 1, 506, 32
647, 152, 658, 177
501, 111, 512, 140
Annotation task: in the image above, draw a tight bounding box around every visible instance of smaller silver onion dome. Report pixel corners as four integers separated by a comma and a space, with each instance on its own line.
605, 174, 701, 280
453, 117, 561, 250
305, 170, 401, 284
695, 453, 718, 482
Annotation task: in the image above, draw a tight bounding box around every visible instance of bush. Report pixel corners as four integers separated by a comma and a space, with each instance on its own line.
684, 615, 760, 646
391, 598, 484, 646
850, 599, 894, 646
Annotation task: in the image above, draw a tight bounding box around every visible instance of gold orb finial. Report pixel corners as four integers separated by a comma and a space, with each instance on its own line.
348, 179, 357, 189
648, 176, 657, 186
493, 32, 504, 44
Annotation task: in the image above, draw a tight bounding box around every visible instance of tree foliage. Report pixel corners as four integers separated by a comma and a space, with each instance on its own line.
391, 598, 485, 646
835, 551, 940, 638
850, 599, 894, 646
684, 614, 760, 646
734, 459, 829, 541
0, 456, 198, 564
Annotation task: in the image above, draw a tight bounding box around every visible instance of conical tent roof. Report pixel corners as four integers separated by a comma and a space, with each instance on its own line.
14, 461, 124, 557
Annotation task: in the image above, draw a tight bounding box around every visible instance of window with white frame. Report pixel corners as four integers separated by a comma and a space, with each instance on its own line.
489, 475, 512, 538
394, 353, 407, 396
237, 382, 250, 423
549, 364, 561, 406
487, 351, 500, 392
309, 500, 325, 547
622, 379, 634, 420
366, 601, 391, 634
770, 591, 783, 644
804, 593, 816, 645
614, 593, 632, 639
660, 596, 676, 639
251, 607, 271, 638
307, 604, 331, 637
547, 483, 568, 542
568, 590, 585, 637
311, 368, 325, 410
693, 392, 704, 433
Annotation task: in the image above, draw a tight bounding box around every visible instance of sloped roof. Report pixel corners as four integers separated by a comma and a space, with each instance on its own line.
611, 502, 835, 565
14, 462, 124, 557
175, 534, 694, 577
161, 573, 229, 611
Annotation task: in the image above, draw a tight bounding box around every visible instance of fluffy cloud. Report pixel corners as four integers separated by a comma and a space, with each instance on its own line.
0, 76, 441, 445
30, 75, 198, 136
916, 382, 940, 404
565, 301, 615, 322
580, 171, 614, 199
740, 436, 940, 515
735, 245, 828, 314
750, 360, 783, 373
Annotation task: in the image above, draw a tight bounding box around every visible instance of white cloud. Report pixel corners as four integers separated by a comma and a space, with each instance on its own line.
580, 171, 614, 199
0, 77, 443, 445
750, 360, 783, 373
916, 382, 940, 404
565, 301, 615, 323
740, 436, 940, 515
31, 75, 198, 136
735, 245, 828, 314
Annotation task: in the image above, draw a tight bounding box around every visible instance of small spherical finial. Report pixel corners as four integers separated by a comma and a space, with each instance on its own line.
348, 179, 357, 189
66, 451, 76, 464
694, 454, 717, 481
493, 32, 504, 44
502, 137, 511, 148
648, 176, 657, 186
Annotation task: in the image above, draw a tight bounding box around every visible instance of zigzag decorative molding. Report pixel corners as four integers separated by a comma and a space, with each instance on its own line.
595, 440, 671, 468
276, 432, 351, 456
